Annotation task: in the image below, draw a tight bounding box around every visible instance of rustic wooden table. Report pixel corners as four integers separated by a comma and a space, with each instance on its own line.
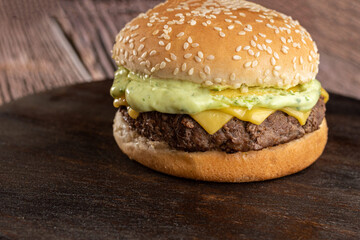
0, 1, 359, 239
0, 0, 359, 105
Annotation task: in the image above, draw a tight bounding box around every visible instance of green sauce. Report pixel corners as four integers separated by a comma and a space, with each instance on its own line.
110, 66, 321, 113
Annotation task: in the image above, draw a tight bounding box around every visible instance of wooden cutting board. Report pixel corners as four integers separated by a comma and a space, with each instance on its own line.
0, 80, 359, 239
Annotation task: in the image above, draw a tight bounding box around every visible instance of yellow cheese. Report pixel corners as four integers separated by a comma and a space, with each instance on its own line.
118, 89, 330, 135
321, 88, 329, 103
281, 107, 311, 125
127, 106, 140, 119
220, 107, 276, 125
190, 110, 233, 135
113, 96, 128, 108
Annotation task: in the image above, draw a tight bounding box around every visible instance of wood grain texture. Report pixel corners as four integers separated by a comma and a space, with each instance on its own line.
0, 0, 92, 105
0, 80, 359, 239
0, 0, 359, 105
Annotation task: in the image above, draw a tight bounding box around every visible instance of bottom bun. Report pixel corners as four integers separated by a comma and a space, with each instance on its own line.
113, 111, 328, 183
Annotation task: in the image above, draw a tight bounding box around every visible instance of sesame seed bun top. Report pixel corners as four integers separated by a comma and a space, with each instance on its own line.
112, 0, 320, 88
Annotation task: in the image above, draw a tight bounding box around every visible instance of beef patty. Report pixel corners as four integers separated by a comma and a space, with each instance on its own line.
120, 98, 326, 153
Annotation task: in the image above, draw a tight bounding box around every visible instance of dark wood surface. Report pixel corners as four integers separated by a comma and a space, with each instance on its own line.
0, 81, 359, 240
0, 0, 359, 105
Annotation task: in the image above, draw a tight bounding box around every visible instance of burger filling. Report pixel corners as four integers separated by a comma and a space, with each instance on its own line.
120, 97, 325, 153
111, 66, 328, 152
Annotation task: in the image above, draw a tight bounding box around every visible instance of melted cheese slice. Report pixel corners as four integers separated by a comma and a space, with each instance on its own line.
115, 88, 329, 135
190, 110, 234, 135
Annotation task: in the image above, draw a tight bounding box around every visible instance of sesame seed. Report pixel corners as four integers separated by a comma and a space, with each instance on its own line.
165, 57, 171, 62
274, 52, 279, 59
238, 31, 246, 35
230, 73, 236, 81
204, 65, 211, 74
300, 56, 304, 64
215, 78, 222, 83
244, 27, 252, 32
271, 57, 276, 66
255, 52, 260, 58
144, 69, 150, 75
273, 70, 279, 77
152, 29, 159, 35
195, 56, 202, 62
177, 32, 184, 38
234, 20, 242, 25
274, 65, 281, 71
138, 44, 144, 51
149, 50, 157, 56
228, 25, 235, 30
236, 46, 242, 52
258, 33, 266, 38
173, 68, 179, 75
293, 57, 297, 63
267, 47, 273, 54
188, 68, 194, 75
207, 55, 215, 60
141, 52, 147, 58
151, 67, 156, 73
256, 19, 263, 23
140, 37, 146, 43
248, 49, 254, 56
187, 37, 193, 43
181, 63, 187, 71
243, 46, 250, 50
239, 12, 246, 17
170, 53, 177, 61
205, 81, 213, 86
198, 51, 204, 58
159, 41, 165, 46
219, 32, 225, 37
183, 42, 190, 51
192, 43, 199, 48
147, 23, 153, 27
251, 40, 256, 47
281, 48, 288, 54
252, 60, 258, 67
129, 43, 134, 49
233, 55, 242, 60
225, 19, 232, 23
265, 39, 272, 43
165, 43, 171, 51
200, 72, 207, 80
253, 35, 258, 41
257, 44, 263, 51
184, 53, 192, 59
202, 22, 207, 27
190, 20, 196, 26
244, 62, 252, 68
309, 55, 313, 61
160, 61, 166, 69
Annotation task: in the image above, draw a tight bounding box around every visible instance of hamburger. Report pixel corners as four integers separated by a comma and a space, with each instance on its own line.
110, 0, 329, 182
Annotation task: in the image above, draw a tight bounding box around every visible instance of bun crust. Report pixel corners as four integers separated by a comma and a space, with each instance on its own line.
113, 111, 328, 182
112, 0, 319, 88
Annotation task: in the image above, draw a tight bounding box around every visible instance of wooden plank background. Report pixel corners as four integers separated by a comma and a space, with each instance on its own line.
0, 0, 359, 105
